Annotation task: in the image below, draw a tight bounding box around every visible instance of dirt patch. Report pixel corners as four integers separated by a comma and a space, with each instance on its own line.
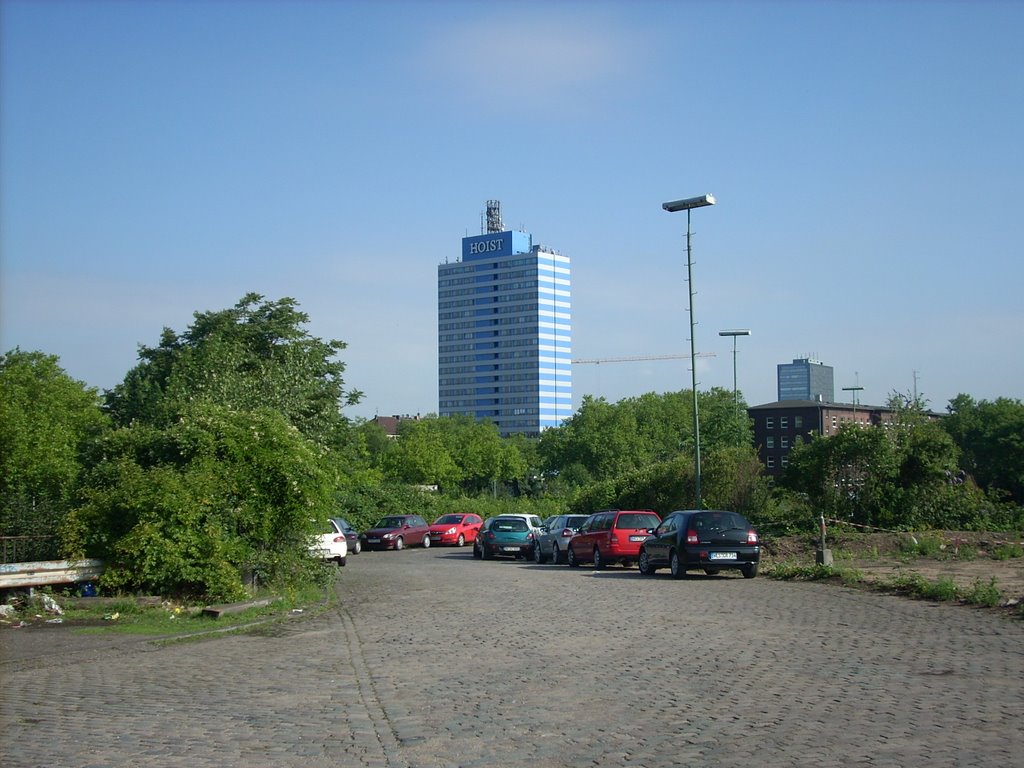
763, 530, 1024, 606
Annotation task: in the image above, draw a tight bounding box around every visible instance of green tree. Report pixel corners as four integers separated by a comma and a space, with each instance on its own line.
381, 415, 530, 495
105, 293, 362, 447
537, 388, 749, 488
0, 350, 109, 558
944, 394, 1024, 505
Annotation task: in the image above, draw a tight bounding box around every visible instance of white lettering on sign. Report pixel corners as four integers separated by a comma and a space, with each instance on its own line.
469, 239, 503, 255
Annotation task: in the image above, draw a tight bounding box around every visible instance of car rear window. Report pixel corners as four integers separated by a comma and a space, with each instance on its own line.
615, 513, 661, 530
492, 518, 528, 532
566, 516, 588, 528
376, 517, 406, 528
692, 512, 749, 532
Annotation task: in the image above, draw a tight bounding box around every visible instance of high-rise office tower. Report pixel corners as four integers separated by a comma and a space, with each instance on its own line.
777, 357, 834, 402
438, 201, 572, 436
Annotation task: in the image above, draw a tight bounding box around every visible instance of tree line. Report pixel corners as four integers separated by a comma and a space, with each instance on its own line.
2, 293, 1021, 599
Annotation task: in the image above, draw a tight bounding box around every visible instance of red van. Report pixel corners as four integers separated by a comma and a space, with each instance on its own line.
567, 509, 661, 569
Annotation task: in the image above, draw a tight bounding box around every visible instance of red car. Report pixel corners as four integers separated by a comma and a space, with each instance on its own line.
360, 514, 432, 551
428, 513, 484, 547
567, 509, 662, 569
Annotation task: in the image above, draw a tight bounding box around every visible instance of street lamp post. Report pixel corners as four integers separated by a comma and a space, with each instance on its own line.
842, 385, 864, 425
663, 193, 716, 509
719, 329, 751, 442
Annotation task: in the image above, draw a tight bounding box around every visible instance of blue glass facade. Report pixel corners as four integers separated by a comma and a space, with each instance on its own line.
438, 230, 572, 436
777, 358, 834, 402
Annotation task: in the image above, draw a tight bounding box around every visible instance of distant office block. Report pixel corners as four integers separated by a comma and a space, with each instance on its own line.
777, 357, 834, 402
438, 201, 572, 436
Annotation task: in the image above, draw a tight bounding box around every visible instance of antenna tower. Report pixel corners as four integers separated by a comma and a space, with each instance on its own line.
485, 200, 503, 234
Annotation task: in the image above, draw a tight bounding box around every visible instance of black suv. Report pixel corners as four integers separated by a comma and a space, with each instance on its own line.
638, 509, 760, 579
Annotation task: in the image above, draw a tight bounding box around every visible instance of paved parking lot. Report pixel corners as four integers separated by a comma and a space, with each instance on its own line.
2, 547, 1023, 767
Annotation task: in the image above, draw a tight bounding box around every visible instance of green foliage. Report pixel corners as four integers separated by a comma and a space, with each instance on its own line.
105, 294, 361, 448
991, 542, 1024, 560
379, 415, 530, 494
962, 577, 1003, 607
780, 400, 995, 530
0, 349, 110, 552
944, 394, 1024, 505
538, 388, 751, 491
63, 404, 334, 600
567, 445, 773, 520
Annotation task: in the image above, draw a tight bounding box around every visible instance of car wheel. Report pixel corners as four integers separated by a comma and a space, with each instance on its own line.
742, 562, 759, 579
568, 546, 580, 568
422, 535, 431, 549
638, 549, 655, 576
395, 536, 404, 551
550, 544, 561, 565
353, 541, 361, 555
457, 533, 465, 547
473, 542, 482, 559
338, 556, 347, 567
533, 542, 546, 564
670, 550, 685, 579
482, 546, 493, 560
593, 547, 605, 570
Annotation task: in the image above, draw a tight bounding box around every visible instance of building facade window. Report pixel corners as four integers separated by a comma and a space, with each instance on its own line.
780, 416, 789, 429
766, 436, 775, 449
766, 417, 774, 429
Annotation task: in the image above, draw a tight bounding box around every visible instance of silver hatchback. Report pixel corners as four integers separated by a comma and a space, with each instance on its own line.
533, 514, 590, 564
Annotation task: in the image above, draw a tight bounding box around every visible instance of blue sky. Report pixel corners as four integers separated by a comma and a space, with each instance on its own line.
2, 0, 1022, 420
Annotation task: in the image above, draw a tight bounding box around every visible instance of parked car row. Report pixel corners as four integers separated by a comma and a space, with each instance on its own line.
530, 509, 761, 579
326, 507, 761, 579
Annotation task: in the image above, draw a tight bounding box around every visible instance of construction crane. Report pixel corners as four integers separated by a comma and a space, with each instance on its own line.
572, 353, 716, 365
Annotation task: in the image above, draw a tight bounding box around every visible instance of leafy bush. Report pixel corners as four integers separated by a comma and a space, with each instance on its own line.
63, 404, 334, 600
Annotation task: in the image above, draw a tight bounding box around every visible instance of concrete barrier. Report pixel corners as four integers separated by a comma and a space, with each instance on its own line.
0, 559, 105, 590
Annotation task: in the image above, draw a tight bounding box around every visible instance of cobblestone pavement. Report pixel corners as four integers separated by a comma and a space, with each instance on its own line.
2, 547, 1023, 767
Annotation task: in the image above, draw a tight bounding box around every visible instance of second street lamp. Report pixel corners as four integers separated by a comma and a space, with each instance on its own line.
719, 328, 751, 443
663, 193, 716, 510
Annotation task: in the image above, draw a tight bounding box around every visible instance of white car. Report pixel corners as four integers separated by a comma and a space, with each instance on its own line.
311, 518, 348, 566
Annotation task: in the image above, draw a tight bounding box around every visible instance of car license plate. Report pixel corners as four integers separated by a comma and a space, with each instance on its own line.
430, 533, 440, 538
503, 546, 520, 552
709, 552, 737, 560
367, 538, 380, 544
629, 535, 647, 542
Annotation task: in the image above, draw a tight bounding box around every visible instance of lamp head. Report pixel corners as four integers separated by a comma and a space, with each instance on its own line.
663, 194, 716, 212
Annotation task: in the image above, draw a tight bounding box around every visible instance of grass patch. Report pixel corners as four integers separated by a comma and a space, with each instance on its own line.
765, 560, 864, 583
10, 582, 333, 637
962, 577, 1003, 607
991, 543, 1024, 560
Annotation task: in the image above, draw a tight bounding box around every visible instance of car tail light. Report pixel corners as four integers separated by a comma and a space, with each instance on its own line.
686, 529, 699, 544
486, 531, 495, 540
333, 536, 346, 543
526, 531, 535, 541
561, 528, 573, 537
747, 530, 759, 544
609, 534, 619, 544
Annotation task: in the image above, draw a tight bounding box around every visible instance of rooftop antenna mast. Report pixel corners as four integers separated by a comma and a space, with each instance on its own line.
485, 199, 503, 234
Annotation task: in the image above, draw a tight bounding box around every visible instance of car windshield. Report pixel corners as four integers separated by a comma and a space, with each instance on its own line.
492, 518, 528, 532
436, 514, 464, 525
566, 516, 589, 528
375, 517, 407, 529
616, 513, 661, 530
